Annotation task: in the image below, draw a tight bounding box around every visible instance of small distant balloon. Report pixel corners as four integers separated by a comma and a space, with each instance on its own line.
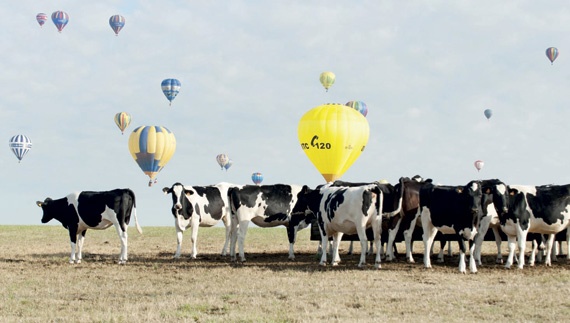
36, 13, 48, 27
9, 135, 32, 163
224, 159, 233, 171
346, 101, 368, 117
484, 109, 492, 120
51, 11, 69, 33
546, 47, 559, 65
474, 160, 484, 172
319, 72, 335, 92
114, 112, 132, 135
216, 154, 229, 170
161, 79, 181, 106
109, 15, 125, 36
251, 172, 263, 185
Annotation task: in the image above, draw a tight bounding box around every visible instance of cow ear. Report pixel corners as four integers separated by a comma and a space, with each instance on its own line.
36, 201, 43, 207
485, 188, 491, 194
162, 187, 171, 194
184, 189, 194, 196
508, 188, 517, 196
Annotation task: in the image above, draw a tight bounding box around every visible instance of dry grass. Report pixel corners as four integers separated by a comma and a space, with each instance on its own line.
1, 225, 570, 322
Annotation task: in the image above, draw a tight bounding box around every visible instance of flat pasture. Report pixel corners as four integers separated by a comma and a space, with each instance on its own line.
1, 225, 570, 322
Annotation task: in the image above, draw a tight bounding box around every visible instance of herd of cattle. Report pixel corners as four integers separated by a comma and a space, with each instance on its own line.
35, 176, 570, 273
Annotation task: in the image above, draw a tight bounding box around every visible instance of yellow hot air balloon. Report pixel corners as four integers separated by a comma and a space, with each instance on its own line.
114, 112, 132, 135
128, 126, 176, 186
298, 103, 369, 182
319, 71, 335, 92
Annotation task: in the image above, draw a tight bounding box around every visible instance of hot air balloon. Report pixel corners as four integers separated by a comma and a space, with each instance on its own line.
346, 101, 368, 117
109, 15, 125, 36
216, 154, 229, 170
128, 126, 176, 186
251, 172, 263, 185
484, 109, 492, 120
161, 79, 181, 106
298, 103, 369, 182
36, 13, 48, 27
319, 72, 335, 92
9, 135, 32, 163
114, 112, 131, 135
51, 11, 69, 33
224, 159, 233, 171
474, 160, 484, 172
546, 47, 559, 65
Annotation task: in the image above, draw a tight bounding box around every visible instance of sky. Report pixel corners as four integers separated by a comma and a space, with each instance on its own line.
2, 1, 570, 226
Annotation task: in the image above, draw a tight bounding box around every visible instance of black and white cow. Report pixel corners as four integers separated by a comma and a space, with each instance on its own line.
418, 181, 483, 273
472, 179, 509, 265
500, 184, 570, 269
163, 182, 239, 259
305, 179, 404, 269
36, 189, 142, 264
228, 184, 313, 262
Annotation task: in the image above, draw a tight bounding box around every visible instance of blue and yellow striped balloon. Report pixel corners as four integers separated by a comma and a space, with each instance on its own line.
128, 126, 176, 186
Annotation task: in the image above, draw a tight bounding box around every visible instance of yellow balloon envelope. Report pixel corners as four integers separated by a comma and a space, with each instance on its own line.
114, 112, 131, 135
319, 71, 335, 92
298, 103, 369, 182
128, 126, 176, 186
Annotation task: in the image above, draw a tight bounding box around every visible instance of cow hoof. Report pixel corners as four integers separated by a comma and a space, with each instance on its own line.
496, 258, 503, 264
319, 262, 326, 267
69, 260, 75, 264
173, 254, 181, 259
76, 260, 82, 264
332, 262, 339, 267
374, 263, 381, 269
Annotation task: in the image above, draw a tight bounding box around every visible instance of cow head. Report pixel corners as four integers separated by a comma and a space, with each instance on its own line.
481, 179, 509, 218
162, 183, 194, 219
460, 180, 483, 240
36, 198, 55, 223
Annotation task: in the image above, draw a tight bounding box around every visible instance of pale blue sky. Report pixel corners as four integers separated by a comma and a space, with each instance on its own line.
2, 1, 570, 226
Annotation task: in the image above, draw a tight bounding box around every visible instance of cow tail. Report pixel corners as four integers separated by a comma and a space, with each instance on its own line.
130, 189, 143, 234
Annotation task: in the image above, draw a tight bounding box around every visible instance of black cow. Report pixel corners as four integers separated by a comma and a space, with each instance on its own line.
228, 184, 312, 262
418, 181, 483, 273
500, 184, 570, 269
36, 189, 142, 264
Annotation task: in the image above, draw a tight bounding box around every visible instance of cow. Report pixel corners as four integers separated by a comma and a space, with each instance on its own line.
418, 181, 483, 273
471, 179, 509, 265
500, 184, 570, 269
36, 189, 142, 264
305, 179, 404, 269
162, 182, 239, 259
228, 184, 313, 262
330, 178, 405, 258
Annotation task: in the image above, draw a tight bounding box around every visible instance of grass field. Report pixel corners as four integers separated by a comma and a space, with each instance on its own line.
1, 225, 570, 322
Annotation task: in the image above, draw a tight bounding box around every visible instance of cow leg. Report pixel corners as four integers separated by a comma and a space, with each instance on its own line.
331, 232, 343, 266
237, 220, 250, 262
373, 218, 383, 269
456, 238, 467, 274
76, 230, 86, 264
529, 238, 539, 266
229, 215, 239, 261
386, 221, 401, 262
505, 234, 517, 269
474, 215, 491, 266
114, 224, 128, 264
421, 208, 437, 270
319, 231, 329, 266
492, 226, 503, 264
68, 227, 79, 264
347, 241, 354, 255
567, 229, 570, 260
403, 216, 419, 263
221, 215, 231, 256
174, 221, 184, 258
437, 239, 446, 263
468, 240, 477, 274
545, 233, 555, 266
189, 217, 200, 259
515, 229, 528, 269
